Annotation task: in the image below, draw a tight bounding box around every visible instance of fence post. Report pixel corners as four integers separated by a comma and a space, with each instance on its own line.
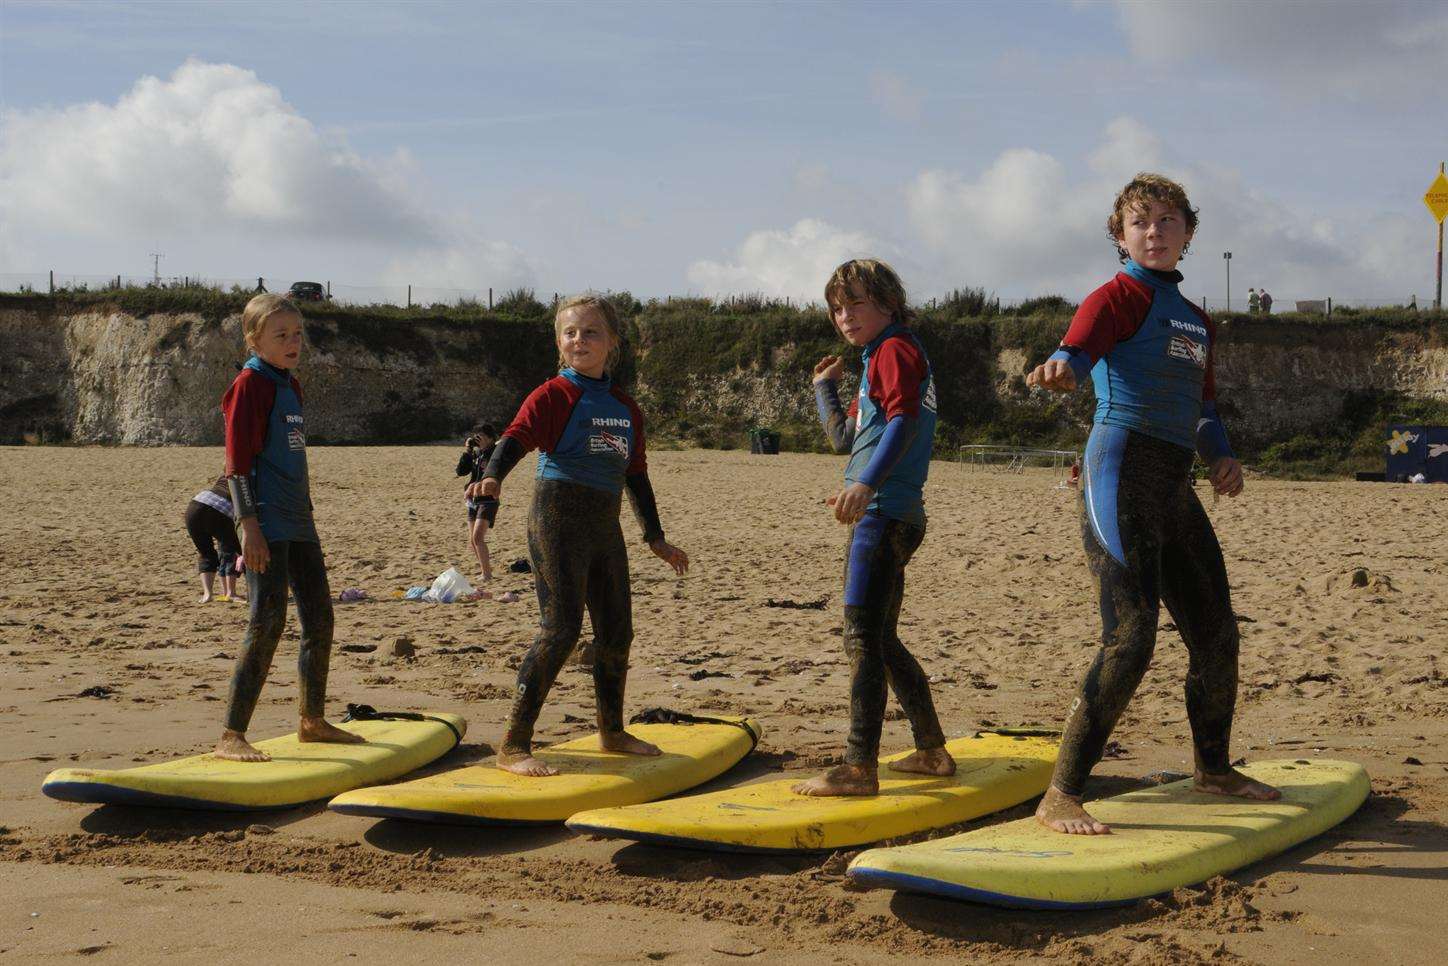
1326, 297, 1332, 317
326, 280, 331, 298
407, 284, 412, 309
1202, 295, 1207, 311
49, 270, 54, 295
488, 287, 493, 310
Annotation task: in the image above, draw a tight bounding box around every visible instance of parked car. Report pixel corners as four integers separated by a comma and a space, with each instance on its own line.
288, 281, 327, 302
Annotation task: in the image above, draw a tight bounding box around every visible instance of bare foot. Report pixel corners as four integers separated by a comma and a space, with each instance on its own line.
213, 729, 270, 762
198, 593, 213, 604
792, 763, 879, 797
600, 730, 663, 756
497, 748, 559, 777
887, 746, 956, 777
1195, 768, 1282, 801
1035, 785, 1110, 834
297, 717, 366, 744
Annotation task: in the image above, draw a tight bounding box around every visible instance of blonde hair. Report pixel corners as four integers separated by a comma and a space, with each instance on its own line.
1107, 172, 1199, 263
554, 293, 624, 372
824, 259, 914, 325
241, 293, 302, 352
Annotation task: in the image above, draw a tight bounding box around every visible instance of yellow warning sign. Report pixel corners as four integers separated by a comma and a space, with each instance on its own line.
1426, 171, 1448, 224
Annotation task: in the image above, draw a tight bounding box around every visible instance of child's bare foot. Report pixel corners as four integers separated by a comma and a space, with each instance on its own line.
214, 729, 270, 762
1195, 768, 1281, 800
497, 748, 559, 777
887, 746, 956, 776
1035, 785, 1110, 834
599, 731, 662, 756
198, 593, 213, 604
297, 717, 366, 744
792, 763, 879, 797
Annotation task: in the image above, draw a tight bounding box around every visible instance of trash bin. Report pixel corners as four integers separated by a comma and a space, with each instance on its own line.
749, 428, 781, 455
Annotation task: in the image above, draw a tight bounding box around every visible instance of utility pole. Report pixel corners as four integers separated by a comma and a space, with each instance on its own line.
1223, 251, 1232, 312
149, 250, 164, 286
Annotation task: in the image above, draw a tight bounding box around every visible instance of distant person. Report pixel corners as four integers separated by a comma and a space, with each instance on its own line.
457, 423, 499, 579
1025, 172, 1279, 835
1247, 288, 1260, 314
467, 293, 689, 777
1409, 294, 1418, 312
1259, 289, 1273, 314
794, 258, 954, 797
254, 277, 267, 293
184, 475, 243, 603
214, 293, 363, 762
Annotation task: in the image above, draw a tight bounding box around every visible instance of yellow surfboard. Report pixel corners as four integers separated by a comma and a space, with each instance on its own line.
566, 731, 1057, 853
328, 717, 761, 825
848, 758, 1369, 908
41, 711, 466, 811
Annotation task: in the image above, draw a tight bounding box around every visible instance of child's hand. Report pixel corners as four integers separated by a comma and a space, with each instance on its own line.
466, 477, 501, 501
1026, 358, 1076, 392
827, 482, 874, 524
813, 355, 845, 384
240, 518, 269, 574
1209, 457, 1245, 498
649, 538, 690, 575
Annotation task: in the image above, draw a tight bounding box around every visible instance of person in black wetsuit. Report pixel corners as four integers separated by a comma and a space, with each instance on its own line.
1025, 173, 1280, 835
467, 294, 689, 777
185, 475, 243, 603
456, 423, 498, 579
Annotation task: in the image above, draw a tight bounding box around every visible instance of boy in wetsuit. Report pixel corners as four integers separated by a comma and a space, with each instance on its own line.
467, 294, 689, 777
794, 259, 954, 797
457, 423, 498, 579
1026, 173, 1280, 834
213, 294, 364, 762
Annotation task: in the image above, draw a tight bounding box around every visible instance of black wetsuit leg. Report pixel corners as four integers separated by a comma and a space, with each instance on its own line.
223, 540, 334, 730
503, 480, 626, 756
587, 522, 633, 736
842, 512, 947, 767
1053, 428, 1238, 795
185, 500, 235, 573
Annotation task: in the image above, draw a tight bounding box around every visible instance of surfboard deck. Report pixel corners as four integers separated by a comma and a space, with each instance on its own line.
41, 711, 466, 811
847, 758, 1369, 908
328, 717, 761, 825
566, 731, 1057, 853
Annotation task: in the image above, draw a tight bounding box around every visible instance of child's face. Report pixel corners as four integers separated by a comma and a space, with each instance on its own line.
831, 282, 894, 347
253, 311, 304, 369
1116, 200, 1193, 271
556, 306, 615, 377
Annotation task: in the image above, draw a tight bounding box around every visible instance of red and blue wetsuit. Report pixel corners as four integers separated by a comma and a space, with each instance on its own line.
219, 355, 334, 733
483, 367, 666, 756
813, 325, 947, 767
1046, 260, 1242, 796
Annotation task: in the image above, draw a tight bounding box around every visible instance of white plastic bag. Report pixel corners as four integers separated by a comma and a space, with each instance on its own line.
429, 566, 474, 603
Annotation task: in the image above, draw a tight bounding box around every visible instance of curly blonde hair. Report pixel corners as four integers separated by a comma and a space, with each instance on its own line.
1106, 173, 1199, 263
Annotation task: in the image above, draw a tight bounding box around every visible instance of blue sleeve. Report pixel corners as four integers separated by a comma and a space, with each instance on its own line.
1047, 347, 1093, 386
1196, 401, 1235, 464
813, 380, 855, 453
857, 414, 917, 490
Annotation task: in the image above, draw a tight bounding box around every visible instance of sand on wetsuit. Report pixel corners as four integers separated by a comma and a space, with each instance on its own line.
794, 259, 954, 798
466, 294, 690, 778
1025, 173, 1279, 834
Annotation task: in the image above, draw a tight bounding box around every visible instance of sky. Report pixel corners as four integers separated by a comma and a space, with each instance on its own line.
1, 0, 1446, 305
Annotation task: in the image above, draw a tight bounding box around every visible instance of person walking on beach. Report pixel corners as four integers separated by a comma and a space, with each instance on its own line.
214, 294, 364, 762
1025, 173, 1279, 834
794, 258, 954, 797
467, 293, 689, 777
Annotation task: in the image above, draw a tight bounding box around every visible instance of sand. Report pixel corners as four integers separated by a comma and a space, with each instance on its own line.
1, 445, 1445, 964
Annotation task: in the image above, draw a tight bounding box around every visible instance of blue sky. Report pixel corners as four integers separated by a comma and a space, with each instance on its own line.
2, 0, 1446, 304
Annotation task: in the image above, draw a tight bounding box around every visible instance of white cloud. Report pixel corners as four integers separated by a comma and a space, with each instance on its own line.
1113, 0, 1448, 102
381, 231, 536, 293
687, 218, 887, 303
869, 70, 923, 123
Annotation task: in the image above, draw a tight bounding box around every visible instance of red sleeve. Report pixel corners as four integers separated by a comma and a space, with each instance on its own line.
502, 377, 577, 453
1191, 303, 1218, 403
222, 369, 274, 476
1060, 274, 1153, 363
847, 397, 859, 420
868, 335, 927, 419
617, 392, 648, 476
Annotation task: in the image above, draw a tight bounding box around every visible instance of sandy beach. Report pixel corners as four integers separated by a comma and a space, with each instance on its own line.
2, 445, 1445, 963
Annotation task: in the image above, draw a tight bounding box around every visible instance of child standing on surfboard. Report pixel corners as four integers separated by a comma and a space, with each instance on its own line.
1025, 173, 1279, 834
214, 294, 364, 762
467, 293, 689, 777
794, 259, 954, 797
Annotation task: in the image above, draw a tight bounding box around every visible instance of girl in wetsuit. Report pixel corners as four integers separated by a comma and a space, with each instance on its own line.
467, 294, 689, 777
1026, 173, 1280, 834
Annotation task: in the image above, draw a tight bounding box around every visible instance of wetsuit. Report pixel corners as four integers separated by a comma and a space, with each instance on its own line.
813, 323, 947, 767
484, 368, 666, 757
185, 476, 241, 576
1045, 259, 1239, 795
457, 442, 496, 521
220, 356, 333, 732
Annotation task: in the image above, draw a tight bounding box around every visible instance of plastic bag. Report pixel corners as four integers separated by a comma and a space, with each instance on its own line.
429, 567, 474, 604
